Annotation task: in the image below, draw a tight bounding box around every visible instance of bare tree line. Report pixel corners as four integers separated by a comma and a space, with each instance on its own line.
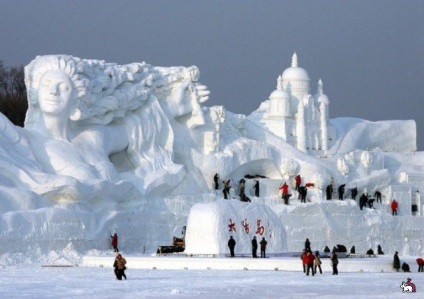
0, 60, 28, 127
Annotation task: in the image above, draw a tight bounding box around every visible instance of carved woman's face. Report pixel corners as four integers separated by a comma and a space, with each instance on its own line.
38, 70, 75, 117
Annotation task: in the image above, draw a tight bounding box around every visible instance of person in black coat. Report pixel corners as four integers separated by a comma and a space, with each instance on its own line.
330, 250, 339, 275
350, 245, 356, 254
260, 237, 267, 258
351, 187, 358, 200
240, 193, 251, 202
299, 186, 307, 203
253, 180, 260, 197
367, 197, 375, 208
251, 236, 258, 258
366, 248, 374, 255
377, 244, 384, 255
223, 180, 231, 199
359, 193, 368, 210
213, 173, 219, 190
402, 262, 411, 272
338, 184, 345, 200
305, 238, 311, 251
326, 184, 333, 200
228, 236, 236, 257
393, 251, 400, 272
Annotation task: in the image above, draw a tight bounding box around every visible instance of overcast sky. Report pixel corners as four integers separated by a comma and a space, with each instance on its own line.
1, 0, 423, 148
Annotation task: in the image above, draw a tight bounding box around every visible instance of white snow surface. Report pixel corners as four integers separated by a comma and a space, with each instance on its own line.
2, 255, 423, 298
0, 54, 424, 271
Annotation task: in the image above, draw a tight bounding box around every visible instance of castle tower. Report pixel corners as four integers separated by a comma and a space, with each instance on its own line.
281, 53, 310, 115
268, 76, 291, 118
317, 79, 330, 152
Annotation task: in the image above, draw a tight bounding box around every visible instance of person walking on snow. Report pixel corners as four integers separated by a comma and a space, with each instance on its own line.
330, 249, 339, 275
314, 251, 323, 274
113, 253, 127, 280
228, 236, 236, 257
303, 250, 315, 276
391, 199, 398, 215
260, 237, 267, 258
251, 236, 258, 258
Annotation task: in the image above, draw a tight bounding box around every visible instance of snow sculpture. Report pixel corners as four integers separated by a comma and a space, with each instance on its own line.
23, 55, 208, 193
337, 157, 349, 176
312, 173, 324, 189
361, 151, 373, 168
280, 159, 299, 180
154, 65, 210, 129
1, 52, 424, 263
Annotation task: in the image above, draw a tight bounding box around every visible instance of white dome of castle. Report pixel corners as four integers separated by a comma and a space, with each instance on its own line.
281, 52, 310, 82
270, 89, 290, 99
269, 76, 290, 100
268, 76, 291, 118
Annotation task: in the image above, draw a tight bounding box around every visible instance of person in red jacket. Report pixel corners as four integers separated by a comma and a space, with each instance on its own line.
295, 175, 301, 191
111, 233, 119, 252
416, 257, 424, 272
391, 199, 398, 216
279, 182, 289, 196
279, 182, 291, 204
303, 250, 315, 276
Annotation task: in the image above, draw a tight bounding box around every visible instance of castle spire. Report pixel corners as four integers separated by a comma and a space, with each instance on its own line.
291, 52, 298, 67
318, 79, 323, 95
277, 75, 283, 90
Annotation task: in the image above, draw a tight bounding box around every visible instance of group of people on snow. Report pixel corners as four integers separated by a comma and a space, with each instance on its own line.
299, 238, 337, 276
393, 251, 424, 273
214, 174, 399, 216
214, 174, 259, 201
228, 235, 268, 258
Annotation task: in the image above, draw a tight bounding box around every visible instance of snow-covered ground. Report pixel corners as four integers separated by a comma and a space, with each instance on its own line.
2, 259, 422, 298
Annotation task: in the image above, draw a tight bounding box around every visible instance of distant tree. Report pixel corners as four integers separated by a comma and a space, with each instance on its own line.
0, 60, 28, 127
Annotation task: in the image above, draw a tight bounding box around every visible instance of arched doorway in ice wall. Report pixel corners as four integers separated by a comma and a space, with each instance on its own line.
223, 159, 284, 198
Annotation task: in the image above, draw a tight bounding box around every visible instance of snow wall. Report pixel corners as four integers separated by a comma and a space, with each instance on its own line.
184, 201, 287, 255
